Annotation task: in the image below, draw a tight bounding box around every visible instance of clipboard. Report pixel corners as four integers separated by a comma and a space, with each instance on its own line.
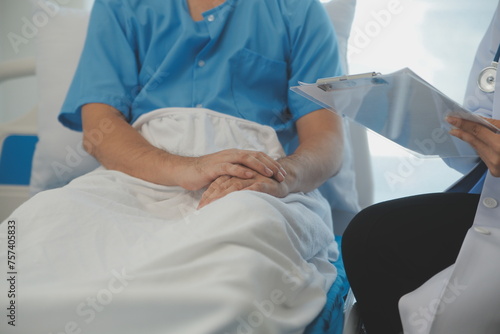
291, 67, 499, 158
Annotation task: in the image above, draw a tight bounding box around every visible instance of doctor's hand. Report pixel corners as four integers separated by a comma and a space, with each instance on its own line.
176, 149, 286, 191
197, 174, 290, 209
447, 116, 500, 176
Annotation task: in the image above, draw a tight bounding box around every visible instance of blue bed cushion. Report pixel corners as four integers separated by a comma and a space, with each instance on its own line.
304, 236, 350, 334
0, 135, 38, 185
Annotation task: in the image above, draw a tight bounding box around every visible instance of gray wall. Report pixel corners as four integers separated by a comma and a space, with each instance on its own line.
0, 0, 93, 123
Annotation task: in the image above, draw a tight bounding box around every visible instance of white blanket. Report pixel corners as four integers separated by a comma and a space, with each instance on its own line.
0, 108, 338, 334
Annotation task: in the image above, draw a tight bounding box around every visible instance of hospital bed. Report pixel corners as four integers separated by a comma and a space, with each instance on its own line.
0, 0, 369, 332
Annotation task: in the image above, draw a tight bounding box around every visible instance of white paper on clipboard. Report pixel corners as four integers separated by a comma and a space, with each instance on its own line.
291, 67, 499, 158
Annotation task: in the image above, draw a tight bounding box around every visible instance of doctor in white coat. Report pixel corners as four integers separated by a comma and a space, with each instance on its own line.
343, 2, 500, 333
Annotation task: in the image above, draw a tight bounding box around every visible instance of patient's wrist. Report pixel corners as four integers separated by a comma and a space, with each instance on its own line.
277, 156, 300, 193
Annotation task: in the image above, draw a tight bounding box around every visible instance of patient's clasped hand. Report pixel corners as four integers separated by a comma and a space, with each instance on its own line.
0, 0, 350, 333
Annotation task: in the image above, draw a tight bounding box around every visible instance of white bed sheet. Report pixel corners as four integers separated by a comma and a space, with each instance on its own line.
0, 108, 338, 334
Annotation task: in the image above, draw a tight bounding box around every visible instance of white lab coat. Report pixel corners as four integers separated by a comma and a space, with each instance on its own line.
398, 3, 500, 334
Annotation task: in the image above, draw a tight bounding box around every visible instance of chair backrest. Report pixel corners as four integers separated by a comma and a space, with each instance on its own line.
322, 0, 375, 234
30, 6, 98, 195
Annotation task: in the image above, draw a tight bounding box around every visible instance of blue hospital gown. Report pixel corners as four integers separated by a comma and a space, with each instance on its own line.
59, 0, 342, 154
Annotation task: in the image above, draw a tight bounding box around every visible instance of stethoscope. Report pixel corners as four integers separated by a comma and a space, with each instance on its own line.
478, 43, 500, 93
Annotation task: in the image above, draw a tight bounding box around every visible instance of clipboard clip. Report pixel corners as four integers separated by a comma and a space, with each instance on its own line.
316, 71, 382, 92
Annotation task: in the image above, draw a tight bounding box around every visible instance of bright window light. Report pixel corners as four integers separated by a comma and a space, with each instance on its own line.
348, 0, 497, 203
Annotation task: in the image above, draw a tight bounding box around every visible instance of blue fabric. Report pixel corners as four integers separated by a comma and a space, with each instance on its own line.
0, 135, 38, 185
305, 236, 350, 334
58, 0, 342, 154
446, 161, 488, 194
469, 172, 487, 194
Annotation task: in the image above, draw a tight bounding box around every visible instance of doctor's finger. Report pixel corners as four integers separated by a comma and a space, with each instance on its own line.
449, 126, 491, 153
447, 117, 488, 150
447, 117, 500, 151
480, 117, 500, 129
447, 116, 497, 142
449, 127, 500, 175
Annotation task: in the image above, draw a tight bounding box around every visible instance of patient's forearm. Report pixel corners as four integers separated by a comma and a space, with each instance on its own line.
82, 103, 183, 186
81, 103, 286, 190
279, 109, 343, 194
